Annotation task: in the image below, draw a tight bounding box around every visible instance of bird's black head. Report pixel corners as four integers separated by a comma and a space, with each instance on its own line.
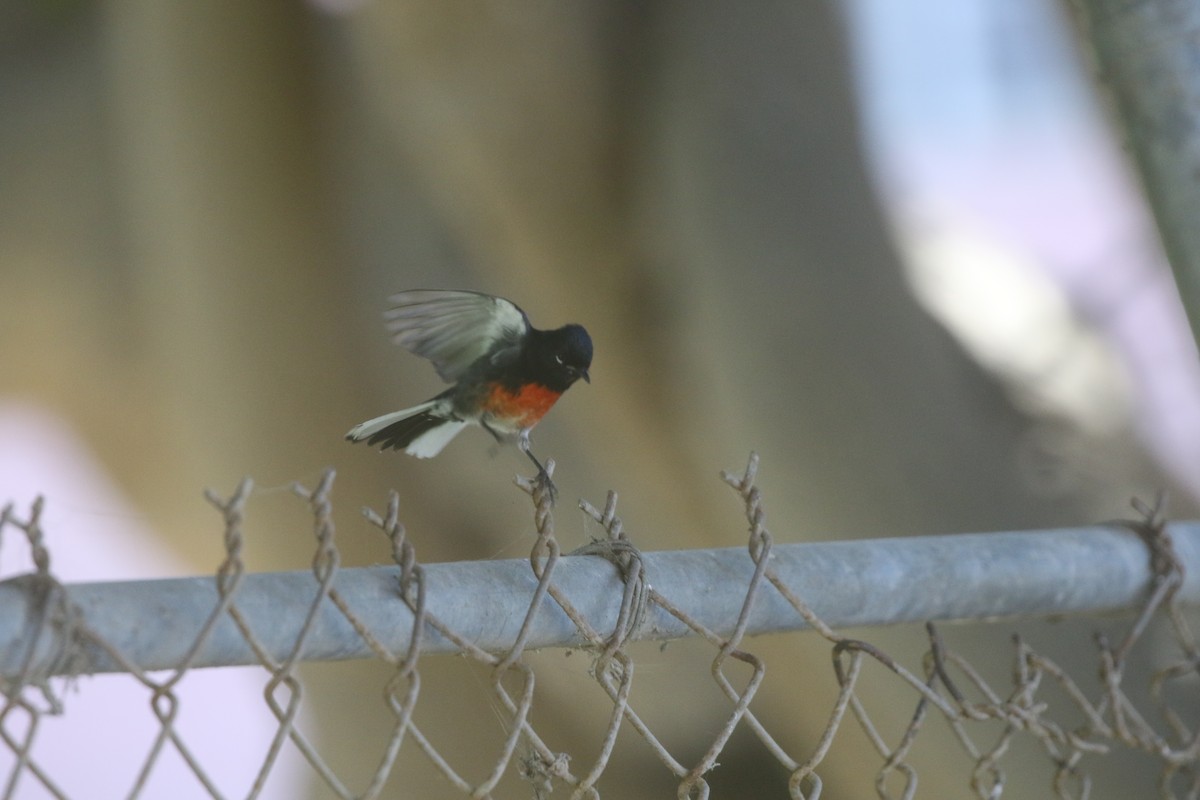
538, 323, 592, 391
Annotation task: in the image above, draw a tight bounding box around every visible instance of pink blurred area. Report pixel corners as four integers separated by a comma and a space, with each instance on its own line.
845, 0, 1200, 502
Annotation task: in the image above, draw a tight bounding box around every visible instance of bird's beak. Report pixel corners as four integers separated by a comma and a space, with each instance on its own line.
581, 369, 590, 383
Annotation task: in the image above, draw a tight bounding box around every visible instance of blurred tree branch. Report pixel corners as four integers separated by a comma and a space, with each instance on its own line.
1072, 0, 1200, 346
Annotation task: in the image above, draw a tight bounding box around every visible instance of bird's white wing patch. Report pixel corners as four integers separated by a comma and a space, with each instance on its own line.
383, 290, 529, 382
405, 419, 468, 458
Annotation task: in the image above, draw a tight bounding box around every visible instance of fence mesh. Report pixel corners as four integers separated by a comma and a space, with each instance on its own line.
0, 454, 1198, 799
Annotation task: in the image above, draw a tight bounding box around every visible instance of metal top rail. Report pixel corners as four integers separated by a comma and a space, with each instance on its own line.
1, 522, 1196, 678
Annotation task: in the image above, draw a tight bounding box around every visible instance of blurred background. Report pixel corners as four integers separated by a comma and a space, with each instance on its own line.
2, 0, 1198, 797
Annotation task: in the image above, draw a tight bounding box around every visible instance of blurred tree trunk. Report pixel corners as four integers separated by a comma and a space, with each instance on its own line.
101, 4, 378, 796
102, 1, 356, 565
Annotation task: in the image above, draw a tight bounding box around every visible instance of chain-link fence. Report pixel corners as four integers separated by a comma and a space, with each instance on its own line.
1, 454, 1198, 799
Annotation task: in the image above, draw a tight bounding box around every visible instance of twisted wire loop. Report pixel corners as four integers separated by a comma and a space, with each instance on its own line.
0, 455, 1196, 798
0, 498, 86, 800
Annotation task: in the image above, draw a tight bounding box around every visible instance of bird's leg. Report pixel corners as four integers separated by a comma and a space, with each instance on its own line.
480, 417, 505, 444
518, 430, 557, 504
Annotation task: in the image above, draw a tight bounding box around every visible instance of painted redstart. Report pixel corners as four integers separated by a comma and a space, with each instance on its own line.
346, 290, 592, 494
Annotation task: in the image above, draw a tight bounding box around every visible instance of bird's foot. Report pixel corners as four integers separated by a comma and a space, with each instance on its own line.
520, 445, 558, 507
514, 458, 558, 507
533, 465, 558, 506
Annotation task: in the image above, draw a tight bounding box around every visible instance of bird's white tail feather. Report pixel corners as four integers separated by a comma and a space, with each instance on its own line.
345, 401, 438, 441
405, 420, 468, 458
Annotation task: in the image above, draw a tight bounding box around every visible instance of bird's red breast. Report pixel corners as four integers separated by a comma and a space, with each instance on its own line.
482, 382, 563, 429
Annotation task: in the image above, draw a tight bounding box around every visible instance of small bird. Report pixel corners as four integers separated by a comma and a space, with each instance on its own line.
346, 290, 592, 494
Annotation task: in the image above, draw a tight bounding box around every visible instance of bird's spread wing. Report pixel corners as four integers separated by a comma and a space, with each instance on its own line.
383, 290, 529, 382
